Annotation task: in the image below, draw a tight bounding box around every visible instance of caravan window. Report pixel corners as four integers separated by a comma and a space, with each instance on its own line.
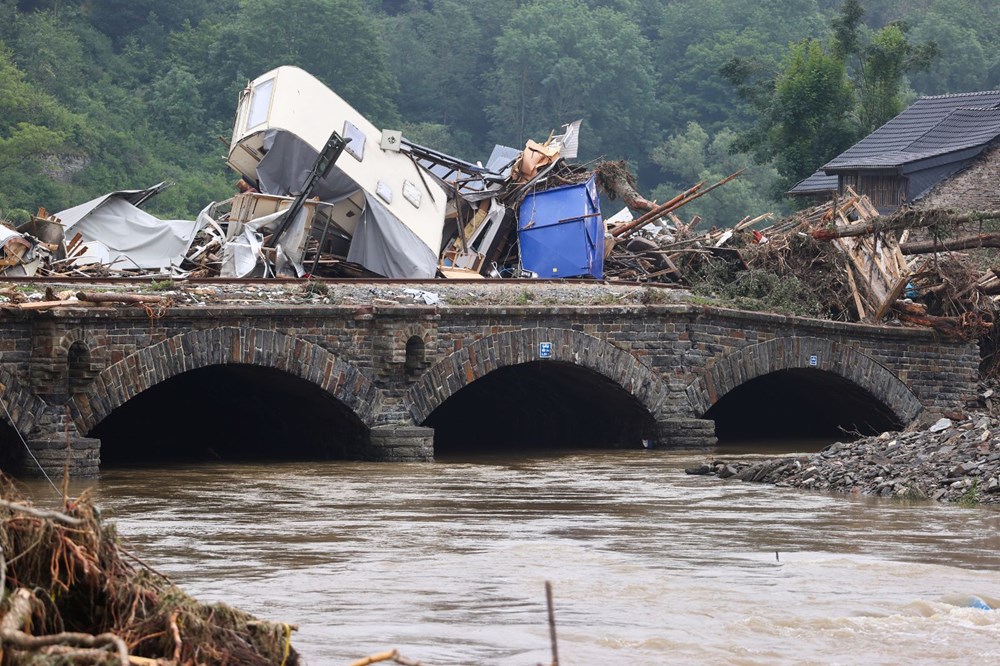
246, 78, 275, 130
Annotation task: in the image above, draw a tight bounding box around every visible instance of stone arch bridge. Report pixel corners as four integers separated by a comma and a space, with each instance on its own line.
0, 297, 977, 476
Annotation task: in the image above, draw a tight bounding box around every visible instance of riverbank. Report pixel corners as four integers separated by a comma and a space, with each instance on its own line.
688, 412, 1000, 505
0, 480, 299, 665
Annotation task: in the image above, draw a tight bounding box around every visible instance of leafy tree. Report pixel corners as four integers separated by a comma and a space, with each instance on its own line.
830, 2, 938, 131
650, 122, 785, 226
654, 0, 826, 133
907, 1, 999, 93
384, 0, 487, 143
83, 0, 236, 48
215, 0, 401, 126
725, 38, 857, 191
7, 9, 90, 104
487, 0, 656, 162
0, 39, 87, 213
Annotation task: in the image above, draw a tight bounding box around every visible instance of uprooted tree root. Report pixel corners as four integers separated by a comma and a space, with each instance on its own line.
0, 477, 298, 665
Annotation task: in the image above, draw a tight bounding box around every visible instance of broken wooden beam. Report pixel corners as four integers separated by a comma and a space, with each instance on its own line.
76, 292, 170, 305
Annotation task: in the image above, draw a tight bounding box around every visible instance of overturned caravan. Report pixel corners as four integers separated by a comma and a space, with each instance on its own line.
227, 66, 447, 278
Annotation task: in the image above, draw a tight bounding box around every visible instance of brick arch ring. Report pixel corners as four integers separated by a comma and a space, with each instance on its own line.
0, 365, 47, 435
404, 327, 670, 425
69, 327, 382, 435
685, 336, 924, 424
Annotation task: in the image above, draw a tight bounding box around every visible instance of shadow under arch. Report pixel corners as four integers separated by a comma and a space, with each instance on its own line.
687, 336, 923, 442
71, 328, 382, 464
405, 328, 670, 453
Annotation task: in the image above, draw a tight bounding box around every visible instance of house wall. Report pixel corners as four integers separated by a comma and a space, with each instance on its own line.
917, 142, 1000, 211
839, 171, 906, 212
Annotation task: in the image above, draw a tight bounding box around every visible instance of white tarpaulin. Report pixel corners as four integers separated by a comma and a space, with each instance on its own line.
56, 186, 204, 271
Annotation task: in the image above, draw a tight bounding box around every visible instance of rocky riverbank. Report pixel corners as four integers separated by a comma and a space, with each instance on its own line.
688, 412, 1000, 505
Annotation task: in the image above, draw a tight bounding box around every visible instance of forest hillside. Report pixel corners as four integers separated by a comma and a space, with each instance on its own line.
1, 0, 996, 225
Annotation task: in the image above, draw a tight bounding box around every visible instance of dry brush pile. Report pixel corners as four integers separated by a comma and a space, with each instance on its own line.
0, 477, 298, 666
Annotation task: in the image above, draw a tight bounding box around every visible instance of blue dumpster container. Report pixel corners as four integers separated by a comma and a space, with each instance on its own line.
517, 174, 604, 279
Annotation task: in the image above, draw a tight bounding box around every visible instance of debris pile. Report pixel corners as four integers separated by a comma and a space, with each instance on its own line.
0, 479, 299, 665
687, 411, 1000, 504
621, 187, 1000, 345
4, 63, 1000, 358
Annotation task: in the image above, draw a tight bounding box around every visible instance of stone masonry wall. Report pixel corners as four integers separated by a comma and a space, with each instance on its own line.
917, 141, 1000, 211
0, 301, 981, 476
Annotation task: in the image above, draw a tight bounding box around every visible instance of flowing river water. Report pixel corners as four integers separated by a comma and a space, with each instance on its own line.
26, 449, 1000, 665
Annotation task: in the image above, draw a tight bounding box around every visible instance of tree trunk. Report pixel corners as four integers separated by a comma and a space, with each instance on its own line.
900, 233, 1000, 255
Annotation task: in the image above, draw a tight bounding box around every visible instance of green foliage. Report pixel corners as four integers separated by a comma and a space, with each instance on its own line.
726, 38, 858, 190
487, 0, 656, 160
0, 0, 993, 226
217, 0, 401, 126
148, 279, 176, 292
693, 262, 823, 317
650, 122, 787, 226
830, 2, 940, 133
773, 40, 858, 182
958, 479, 980, 507
384, 0, 488, 142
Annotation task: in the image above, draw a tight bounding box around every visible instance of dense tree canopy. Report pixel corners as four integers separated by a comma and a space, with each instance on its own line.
0, 0, 996, 225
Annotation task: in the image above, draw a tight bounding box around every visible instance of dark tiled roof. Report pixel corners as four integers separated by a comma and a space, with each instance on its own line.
788, 171, 838, 195
823, 90, 1000, 171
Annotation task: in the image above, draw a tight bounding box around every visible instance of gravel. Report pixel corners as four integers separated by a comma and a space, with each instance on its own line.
1, 280, 690, 308
688, 412, 1000, 504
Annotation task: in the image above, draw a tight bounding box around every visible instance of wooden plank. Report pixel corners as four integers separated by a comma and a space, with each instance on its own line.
845, 264, 867, 319
873, 275, 911, 323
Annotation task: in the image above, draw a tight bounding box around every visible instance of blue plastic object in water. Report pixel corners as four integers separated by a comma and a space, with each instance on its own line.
517, 175, 604, 279
967, 596, 993, 611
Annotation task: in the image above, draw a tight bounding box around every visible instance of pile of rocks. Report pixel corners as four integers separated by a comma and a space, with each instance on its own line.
687, 412, 1000, 504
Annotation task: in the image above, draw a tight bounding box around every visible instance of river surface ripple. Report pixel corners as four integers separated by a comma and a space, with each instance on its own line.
30, 450, 1000, 665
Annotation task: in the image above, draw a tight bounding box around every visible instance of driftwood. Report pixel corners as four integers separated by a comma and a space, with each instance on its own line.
612, 169, 745, 241
892, 300, 992, 340
813, 209, 1000, 240
594, 160, 657, 212
76, 291, 170, 305
611, 182, 702, 238
349, 649, 423, 666
901, 232, 1000, 255
1, 588, 130, 665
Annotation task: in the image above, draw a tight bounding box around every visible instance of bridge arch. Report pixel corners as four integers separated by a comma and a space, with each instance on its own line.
70, 327, 382, 436
686, 336, 923, 437
405, 328, 670, 447
0, 365, 46, 435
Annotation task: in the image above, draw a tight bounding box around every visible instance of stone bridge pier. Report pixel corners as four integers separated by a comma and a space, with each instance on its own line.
0, 299, 980, 477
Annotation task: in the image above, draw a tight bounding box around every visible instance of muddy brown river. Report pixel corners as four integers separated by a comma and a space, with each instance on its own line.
28, 450, 1000, 664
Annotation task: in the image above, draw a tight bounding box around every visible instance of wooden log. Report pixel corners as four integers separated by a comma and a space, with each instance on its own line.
594, 160, 657, 212
844, 264, 866, 319
611, 182, 703, 238
612, 169, 745, 240
350, 650, 399, 666
0, 299, 101, 312
76, 292, 170, 305
812, 209, 1000, 240
0, 498, 82, 525
900, 232, 1000, 255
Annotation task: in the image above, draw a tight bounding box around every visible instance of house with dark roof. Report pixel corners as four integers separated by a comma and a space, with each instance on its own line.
789, 90, 1000, 213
